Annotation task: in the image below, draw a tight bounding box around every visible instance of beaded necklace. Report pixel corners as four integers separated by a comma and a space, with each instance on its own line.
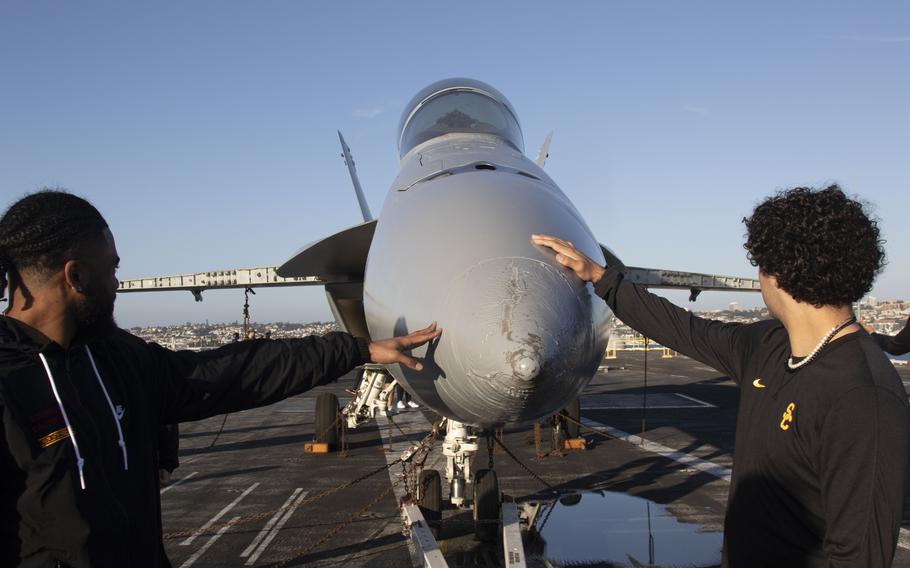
787, 315, 857, 370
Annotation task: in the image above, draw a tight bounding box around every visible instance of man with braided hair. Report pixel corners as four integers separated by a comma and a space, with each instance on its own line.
0, 189, 442, 567
533, 185, 909, 567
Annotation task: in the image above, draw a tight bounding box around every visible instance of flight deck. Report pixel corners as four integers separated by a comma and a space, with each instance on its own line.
160, 353, 910, 567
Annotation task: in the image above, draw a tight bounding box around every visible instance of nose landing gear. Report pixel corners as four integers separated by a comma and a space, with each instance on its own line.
319, 368, 534, 566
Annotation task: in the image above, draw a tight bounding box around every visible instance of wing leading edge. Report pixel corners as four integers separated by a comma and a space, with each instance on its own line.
599, 244, 760, 301
624, 266, 760, 302
277, 220, 377, 337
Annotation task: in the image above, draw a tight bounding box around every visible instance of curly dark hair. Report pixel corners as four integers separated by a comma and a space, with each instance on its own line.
0, 189, 108, 301
743, 185, 885, 307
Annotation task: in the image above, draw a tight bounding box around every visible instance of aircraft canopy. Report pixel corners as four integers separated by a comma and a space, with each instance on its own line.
398, 79, 524, 159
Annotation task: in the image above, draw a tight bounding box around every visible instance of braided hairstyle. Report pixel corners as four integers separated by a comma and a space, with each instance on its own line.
0, 189, 108, 302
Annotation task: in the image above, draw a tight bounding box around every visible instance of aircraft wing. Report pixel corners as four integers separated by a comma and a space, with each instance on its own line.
118, 220, 377, 336
277, 219, 377, 337
117, 266, 324, 301
624, 266, 760, 301
624, 267, 760, 292
276, 219, 376, 281
116, 221, 376, 298
598, 244, 759, 301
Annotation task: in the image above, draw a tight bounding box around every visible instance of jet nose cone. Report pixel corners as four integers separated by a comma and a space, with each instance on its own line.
441, 256, 600, 425
511, 352, 541, 381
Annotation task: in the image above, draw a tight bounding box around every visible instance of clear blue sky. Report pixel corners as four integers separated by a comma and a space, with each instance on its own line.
2, 2, 908, 328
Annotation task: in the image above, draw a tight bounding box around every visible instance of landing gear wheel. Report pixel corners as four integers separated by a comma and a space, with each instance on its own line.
473, 469, 500, 541
563, 397, 581, 439
418, 469, 442, 537
315, 392, 340, 450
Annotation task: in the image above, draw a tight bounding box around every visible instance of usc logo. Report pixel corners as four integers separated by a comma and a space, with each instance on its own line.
779, 403, 796, 431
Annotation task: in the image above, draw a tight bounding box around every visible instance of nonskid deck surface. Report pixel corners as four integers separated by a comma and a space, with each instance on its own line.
160, 354, 910, 567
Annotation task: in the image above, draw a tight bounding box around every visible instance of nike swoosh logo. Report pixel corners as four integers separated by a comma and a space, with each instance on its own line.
753, 378, 766, 389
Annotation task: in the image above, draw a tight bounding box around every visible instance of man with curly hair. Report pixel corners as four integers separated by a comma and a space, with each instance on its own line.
533, 184, 908, 568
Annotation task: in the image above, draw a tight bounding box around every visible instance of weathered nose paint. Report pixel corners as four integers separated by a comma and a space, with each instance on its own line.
441, 257, 596, 425
363, 130, 612, 428
512, 355, 540, 381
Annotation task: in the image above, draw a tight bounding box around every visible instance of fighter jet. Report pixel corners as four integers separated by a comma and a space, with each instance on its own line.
119, 78, 759, 541
276, 78, 757, 426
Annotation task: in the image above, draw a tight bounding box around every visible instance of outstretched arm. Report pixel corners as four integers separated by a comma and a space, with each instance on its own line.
871, 315, 910, 356
532, 234, 758, 382
153, 323, 442, 423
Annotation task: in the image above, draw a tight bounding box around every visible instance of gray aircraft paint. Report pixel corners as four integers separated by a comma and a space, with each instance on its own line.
284, 78, 612, 427
365, 135, 611, 426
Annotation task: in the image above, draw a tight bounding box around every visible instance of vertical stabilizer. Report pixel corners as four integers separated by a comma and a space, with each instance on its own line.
535, 131, 553, 168
338, 131, 374, 222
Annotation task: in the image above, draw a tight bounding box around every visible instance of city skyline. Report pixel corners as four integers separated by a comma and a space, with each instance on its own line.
129, 297, 908, 351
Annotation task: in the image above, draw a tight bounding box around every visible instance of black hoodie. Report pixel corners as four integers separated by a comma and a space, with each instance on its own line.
156, 423, 179, 474
0, 316, 369, 567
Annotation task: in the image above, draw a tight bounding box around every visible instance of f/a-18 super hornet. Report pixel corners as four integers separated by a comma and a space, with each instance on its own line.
119, 78, 759, 550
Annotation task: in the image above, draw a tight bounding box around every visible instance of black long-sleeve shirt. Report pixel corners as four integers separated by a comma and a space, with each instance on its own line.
873, 315, 910, 356
594, 268, 909, 568
0, 316, 369, 568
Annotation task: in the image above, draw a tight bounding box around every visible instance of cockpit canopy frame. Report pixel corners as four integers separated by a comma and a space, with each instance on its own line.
397, 78, 525, 159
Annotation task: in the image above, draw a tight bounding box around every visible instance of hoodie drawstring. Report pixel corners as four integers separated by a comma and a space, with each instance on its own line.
85, 346, 129, 472
37, 353, 87, 490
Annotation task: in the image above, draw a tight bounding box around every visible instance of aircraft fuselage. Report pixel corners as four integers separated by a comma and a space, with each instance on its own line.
364, 130, 612, 427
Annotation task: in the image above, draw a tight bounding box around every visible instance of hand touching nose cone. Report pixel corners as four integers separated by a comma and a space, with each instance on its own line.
369, 322, 442, 371
531, 234, 606, 284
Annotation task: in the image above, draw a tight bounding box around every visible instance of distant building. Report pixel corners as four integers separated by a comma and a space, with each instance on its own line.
729, 302, 739, 312
131, 321, 340, 350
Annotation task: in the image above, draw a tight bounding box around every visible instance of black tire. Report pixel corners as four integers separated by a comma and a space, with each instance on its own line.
418, 469, 442, 537
315, 392, 340, 450
473, 469, 500, 541
563, 397, 581, 439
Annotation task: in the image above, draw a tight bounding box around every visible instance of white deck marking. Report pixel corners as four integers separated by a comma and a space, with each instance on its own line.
179, 515, 241, 568
160, 471, 198, 495
583, 417, 910, 550
674, 392, 717, 407
241, 488, 304, 558
181, 482, 259, 545
581, 392, 715, 410
582, 418, 731, 482
244, 489, 310, 565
